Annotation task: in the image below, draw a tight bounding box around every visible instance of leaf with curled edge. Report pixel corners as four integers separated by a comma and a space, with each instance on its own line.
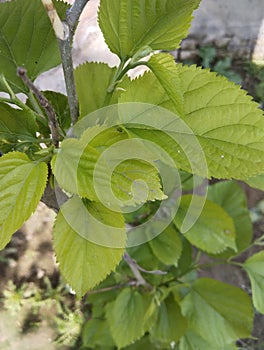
52, 125, 166, 205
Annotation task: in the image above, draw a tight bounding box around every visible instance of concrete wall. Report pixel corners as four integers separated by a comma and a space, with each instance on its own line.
190, 0, 264, 61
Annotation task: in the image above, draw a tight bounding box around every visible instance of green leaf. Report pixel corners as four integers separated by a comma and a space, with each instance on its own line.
53, 196, 126, 297
125, 336, 156, 350
243, 251, 264, 313
98, 0, 200, 59
111, 159, 166, 204
174, 195, 236, 254
52, 136, 106, 200
53, 126, 165, 205
179, 330, 237, 350
180, 278, 253, 347
43, 91, 71, 131
245, 174, 264, 191
82, 318, 115, 348
106, 288, 156, 348
75, 62, 120, 117
0, 152, 48, 249
148, 53, 183, 116
120, 64, 264, 180
175, 237, 193, 277
150, 294, 187, 345
127, 243, 161, 272
148, 225, 182, 266
207, 181, 252, 256
0, 0, 69, 93
0, 102, 37, 142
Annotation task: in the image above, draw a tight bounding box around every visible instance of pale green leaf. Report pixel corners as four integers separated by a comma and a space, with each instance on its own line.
106, 288, 156, 348
0, 102, 37, 142
0, 152, 48, 249
148, 53, 183, 116
74, 62, 127, 117
53, 126, 165, 205
150, 294, 187, 345
0, 0, 69, 93
207, 181, 252, 256
111, 159, 166, 204
98, 0, 200, 58
181, 278, 253, 348
53, 196, 126, 297
243, 251, 264, 313
52, 137, 106, 200
119, 64, 264, 179
174, 195, 236, 254
148, 225, 182, 266
245, 174, 264, 191
179, 330, 237, 350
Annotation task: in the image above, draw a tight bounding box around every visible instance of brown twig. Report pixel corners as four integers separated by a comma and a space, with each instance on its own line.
17, 67, 60, 147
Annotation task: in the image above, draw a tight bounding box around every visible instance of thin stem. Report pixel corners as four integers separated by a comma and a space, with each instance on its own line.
17, 67, 60, 147
124, 252, 149, 287
87, 281, 137, 296
28, 90, 43, 115
104, 60, 150, 106
67, 0, 89, 33
42, 0, 90, 125
0, 74, 16, 99
59, 37, 78, 124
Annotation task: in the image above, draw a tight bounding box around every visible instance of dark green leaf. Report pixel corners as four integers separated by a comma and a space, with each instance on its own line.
181, 278, 253, 347
0, 102, 37, 142
82, 318, 115, 348
174, 195, 236, 254
179, 330, 237, 350
150, 294, 187, 345
207, 181, 252, 256
243, 251, 264, 313
106, 288, 156, 348
148, 225, 182, 266
0, 0, 69, 92
43, 91, 71, 131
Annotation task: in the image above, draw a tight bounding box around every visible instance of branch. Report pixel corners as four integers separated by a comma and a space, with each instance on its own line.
87, 281, 137, 296
42, 0, 90, 125
67, 0, 90, 33
17, 67, 60, 147
42, 0, 67, 40
123, 252, 166, 288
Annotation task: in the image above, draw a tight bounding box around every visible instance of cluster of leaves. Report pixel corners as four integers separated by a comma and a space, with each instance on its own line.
1, 0, 264, 349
